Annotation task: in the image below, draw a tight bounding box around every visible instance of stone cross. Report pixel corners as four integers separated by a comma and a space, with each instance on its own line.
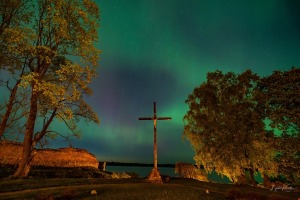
139, 102, 171, 183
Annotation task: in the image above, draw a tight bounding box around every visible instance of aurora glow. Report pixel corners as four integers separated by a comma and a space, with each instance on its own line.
70, 0, 299, 164
2, 0, 300, 164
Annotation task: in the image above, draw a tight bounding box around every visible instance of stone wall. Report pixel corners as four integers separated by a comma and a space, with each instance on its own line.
0, 141, 99, 169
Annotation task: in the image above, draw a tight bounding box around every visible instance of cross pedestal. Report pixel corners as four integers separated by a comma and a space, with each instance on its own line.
139, 102, 171, 183
147, 167, 162, 183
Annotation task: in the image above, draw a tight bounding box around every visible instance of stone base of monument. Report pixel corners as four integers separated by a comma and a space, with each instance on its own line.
146, 167, 163, 183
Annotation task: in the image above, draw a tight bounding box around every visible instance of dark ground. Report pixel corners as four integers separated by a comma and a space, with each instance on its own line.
0, 166, 299, 200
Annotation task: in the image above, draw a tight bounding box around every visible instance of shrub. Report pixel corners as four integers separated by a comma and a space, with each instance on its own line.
111, 172, 131, 179
175, 162, 208, 181
125, 171, 139, 178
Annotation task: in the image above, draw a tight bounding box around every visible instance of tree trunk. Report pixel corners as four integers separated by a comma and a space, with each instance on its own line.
13, 91, 38, 178
249, 168, 257, 186
263, 174, 271, 188
33, 108, 57, 146
0, 80, 20, 139
237, 173, 246, 185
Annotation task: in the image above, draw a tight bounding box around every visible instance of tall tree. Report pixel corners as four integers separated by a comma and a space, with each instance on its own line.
184, 70, 278, 183
0, 0, 33, 138
0, 0, 101, 178
255, 67, 300, 182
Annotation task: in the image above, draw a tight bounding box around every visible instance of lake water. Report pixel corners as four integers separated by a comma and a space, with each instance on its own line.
106, 165, 232, 183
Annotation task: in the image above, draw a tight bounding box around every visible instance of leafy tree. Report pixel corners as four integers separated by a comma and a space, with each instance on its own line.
0, 0, 33, 138
0, 0, 32, 64
184, 70, 278, 183
0, 80, 29, 140
255, 67, 299, 134
274, 134, 300, 182
1, 0, 101, 178
255, 67, 300, 182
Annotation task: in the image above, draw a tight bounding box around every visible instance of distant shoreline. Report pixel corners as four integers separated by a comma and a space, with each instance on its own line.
104, 162, 175, 168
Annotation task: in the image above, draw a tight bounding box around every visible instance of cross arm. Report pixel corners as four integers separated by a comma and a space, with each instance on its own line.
157, 117, 172, 120
139, 117, 153, 120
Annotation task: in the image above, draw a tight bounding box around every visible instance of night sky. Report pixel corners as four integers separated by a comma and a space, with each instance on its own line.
70, 0, 300, 164
2, 0, 300, 164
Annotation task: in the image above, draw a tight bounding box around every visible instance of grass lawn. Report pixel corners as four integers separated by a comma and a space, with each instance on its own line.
0, 167, 299, 199
0, 177, 299, 200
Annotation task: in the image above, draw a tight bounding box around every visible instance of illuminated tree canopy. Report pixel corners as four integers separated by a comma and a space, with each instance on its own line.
255, 67, 300, 134
184, 69, 300, 182
255, 67, 300, 182
0, 0, 100, 178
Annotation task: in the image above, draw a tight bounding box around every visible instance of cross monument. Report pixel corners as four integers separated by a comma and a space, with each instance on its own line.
139, 102, 171, 183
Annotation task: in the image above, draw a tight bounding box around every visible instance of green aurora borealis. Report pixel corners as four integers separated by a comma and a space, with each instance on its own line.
77, 0, 300, 164
1, 0, 300, 164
